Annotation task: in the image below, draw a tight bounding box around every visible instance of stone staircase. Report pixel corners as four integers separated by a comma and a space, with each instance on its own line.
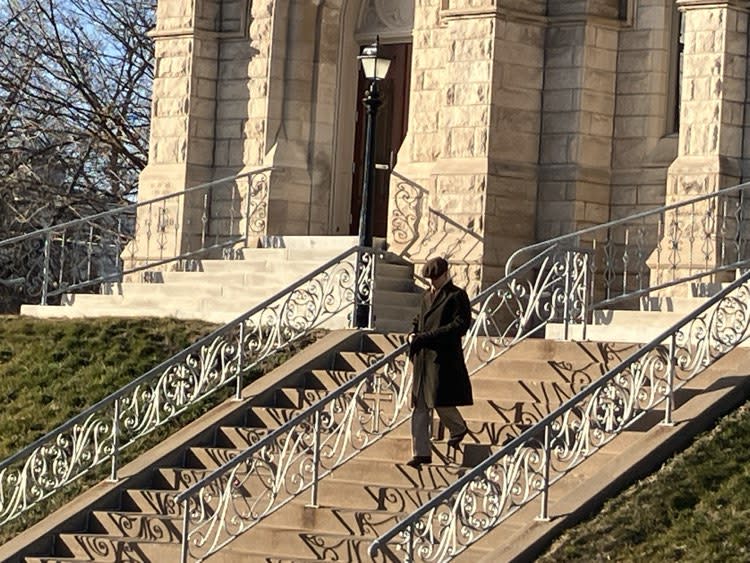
20, 237, 422, 332
6, 296, 750, 561
5, 336, 641, 562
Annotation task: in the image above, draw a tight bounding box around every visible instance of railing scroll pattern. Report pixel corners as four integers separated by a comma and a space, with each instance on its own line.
369, 265, 750, 562
176, 246, 590, 562
0, 246, 374, 528
506, 182, 750, 311
0, 168, 273, 306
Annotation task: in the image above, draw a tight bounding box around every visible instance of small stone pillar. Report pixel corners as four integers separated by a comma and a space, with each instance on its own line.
652, 0, 749, 289
126, 0, 221, 268
536, 1, 620, 244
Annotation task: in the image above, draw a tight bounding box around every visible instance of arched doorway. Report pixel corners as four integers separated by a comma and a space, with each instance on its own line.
329, 1, 414, 238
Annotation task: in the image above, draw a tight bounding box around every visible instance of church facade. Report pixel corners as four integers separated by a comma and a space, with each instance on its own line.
138, 0, 750, 294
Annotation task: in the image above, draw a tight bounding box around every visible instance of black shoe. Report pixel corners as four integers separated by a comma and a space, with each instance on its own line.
406, 456, 432, 468
447, 429, 468, 448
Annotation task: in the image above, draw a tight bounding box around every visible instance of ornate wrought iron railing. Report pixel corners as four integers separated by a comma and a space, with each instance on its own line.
369, 264, 750, 562
506, 181, 750, 312
175, 246, 590, 562
0, 167, 273, 306
0, 246, 375, 528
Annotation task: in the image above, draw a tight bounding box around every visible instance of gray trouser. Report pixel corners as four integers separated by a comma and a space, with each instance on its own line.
411, 391, 467, 457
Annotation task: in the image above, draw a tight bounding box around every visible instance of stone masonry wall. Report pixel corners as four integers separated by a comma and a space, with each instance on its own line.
388, 1, 546, 294
536, 1, 619, 244
610, 0, 678, 224
133, 0, 222, 261
652, 1, 750, 286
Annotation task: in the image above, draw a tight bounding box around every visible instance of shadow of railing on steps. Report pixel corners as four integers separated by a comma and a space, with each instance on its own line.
175, 244, 592, 561
0, 246, 375, 529
369, 263, 750, 562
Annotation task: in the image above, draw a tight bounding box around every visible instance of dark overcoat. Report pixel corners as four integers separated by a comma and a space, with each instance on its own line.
410, 280, 473, 408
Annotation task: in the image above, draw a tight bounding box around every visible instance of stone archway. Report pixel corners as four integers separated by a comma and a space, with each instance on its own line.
328, 0, 415, 236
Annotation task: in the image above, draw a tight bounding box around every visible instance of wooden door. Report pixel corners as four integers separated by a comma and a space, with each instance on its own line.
350, 42, 412, 237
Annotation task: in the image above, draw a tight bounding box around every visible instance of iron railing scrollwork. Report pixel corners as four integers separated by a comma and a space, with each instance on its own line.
0, 246, 375, 528
175, 246, 590, 562
506, 181, 750, 311
0, 168, 273, 306
369, 265, 750, 562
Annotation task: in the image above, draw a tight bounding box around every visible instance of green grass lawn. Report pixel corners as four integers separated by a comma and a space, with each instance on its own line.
0, 316, 219, 457
539, 401, 750, 562
0, 315, 317, 543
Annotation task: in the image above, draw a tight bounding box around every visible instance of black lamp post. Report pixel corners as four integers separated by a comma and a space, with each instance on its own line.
355, 39, 391, 329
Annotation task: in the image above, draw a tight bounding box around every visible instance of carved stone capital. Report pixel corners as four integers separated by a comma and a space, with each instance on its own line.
356, 0, 415, 42
676, 0, 750, 13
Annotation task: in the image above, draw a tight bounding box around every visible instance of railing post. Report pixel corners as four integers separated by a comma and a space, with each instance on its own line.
110, 398, 121, 481
308, 409, 322, 508
537, 425, 551, 521
181, 503, 190, 563
663, 334, 676, 426
235, 322, 245, 400
41, 232, 52, 305
58, 230, 67, 294
244, 174, 252, 244
369, 250, 376, 329
582, 251, 591, 341
372, 373, 382, 434
562, 251, 572, 340
201, 192, 209, 252
407, 522, 415, 562
86, 225, 94, 282
354, 248, 372, 329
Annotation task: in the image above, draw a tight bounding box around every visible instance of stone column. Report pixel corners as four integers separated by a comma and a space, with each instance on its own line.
262, 0, 343, 236
536, 0, 620, 243
653, 0, 749, 287
387, 0, 546, 294
130, 0, 222, 265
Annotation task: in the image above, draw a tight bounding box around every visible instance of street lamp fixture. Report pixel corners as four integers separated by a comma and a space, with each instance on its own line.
355, 38, 391, 329
356, 38, 391, 250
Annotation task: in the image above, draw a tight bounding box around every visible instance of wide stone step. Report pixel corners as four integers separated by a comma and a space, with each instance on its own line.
333, 350, 385, 372
25, 558, 94, 563
151, 467, 211, 491
373, 289, 422, 307
328, 457, 465, 489
260, 504, 406, 536
223, 527, 378, 561
183, 446, 242, 469
375, 261, 414, 278
313, 478, 444, 511
306, 368, 361, 389
486, 338, 637, 363
89, 510, 181, 540
375, 273, 420, 292
215, 425, 273, 449
55, 533, 179, 561
246, 406, 305, 428
372, 318, 412, 333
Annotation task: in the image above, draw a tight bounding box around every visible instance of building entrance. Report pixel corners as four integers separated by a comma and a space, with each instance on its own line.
349, 42, 412, 238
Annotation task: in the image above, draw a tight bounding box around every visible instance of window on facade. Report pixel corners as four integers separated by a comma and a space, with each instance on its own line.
618, 0, 629, 20
667, 6, 685, 134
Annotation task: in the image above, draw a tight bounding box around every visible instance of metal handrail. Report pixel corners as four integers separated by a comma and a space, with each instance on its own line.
506, 179, 750, 275
370, 261, 750, 561
0, 167, 274, 305
175, 245, 588, 561
0, 168, 272, 248
505, 180, 750, 312
0, 245, 375, 528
